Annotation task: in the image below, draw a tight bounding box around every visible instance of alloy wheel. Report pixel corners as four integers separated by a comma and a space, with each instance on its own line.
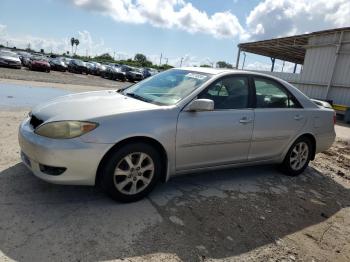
289, 142, 309, 171
113, 152, 154, 195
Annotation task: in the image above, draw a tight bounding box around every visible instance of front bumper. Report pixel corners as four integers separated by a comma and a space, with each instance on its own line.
0, 60, 21, 68
18, 118, 112, 186
32, 64, 50, 70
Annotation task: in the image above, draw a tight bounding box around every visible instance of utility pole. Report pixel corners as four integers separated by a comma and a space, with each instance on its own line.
159, 53, 163, 66
180, 57, 184, 67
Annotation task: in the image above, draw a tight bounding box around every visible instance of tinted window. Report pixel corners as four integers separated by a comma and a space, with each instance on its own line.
199, 76, 249, 110
254, 77, 298, 108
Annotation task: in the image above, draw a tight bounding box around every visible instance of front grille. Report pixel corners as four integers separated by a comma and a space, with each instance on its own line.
29, 115, 44, 129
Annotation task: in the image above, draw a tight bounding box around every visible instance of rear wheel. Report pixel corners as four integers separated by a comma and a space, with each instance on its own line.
100, 143, 161, 202
280, 137, 312, 176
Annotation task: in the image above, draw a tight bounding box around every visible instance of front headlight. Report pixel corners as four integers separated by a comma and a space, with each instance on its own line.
35, 121, 98, 139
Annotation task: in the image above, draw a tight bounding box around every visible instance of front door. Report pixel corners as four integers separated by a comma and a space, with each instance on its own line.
176, 75, 254, 171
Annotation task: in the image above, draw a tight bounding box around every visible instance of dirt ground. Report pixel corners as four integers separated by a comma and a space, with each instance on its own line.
0, 78, 349, 262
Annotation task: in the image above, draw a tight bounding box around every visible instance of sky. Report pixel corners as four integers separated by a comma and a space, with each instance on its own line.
0, 0, 349, 72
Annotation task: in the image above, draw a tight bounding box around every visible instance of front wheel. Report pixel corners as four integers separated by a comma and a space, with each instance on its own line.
280, 137, 312, 176
100, 143, 162, 202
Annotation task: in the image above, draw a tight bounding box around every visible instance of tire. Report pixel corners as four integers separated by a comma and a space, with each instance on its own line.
280, 137, 312, 176
100, 142, 162, 202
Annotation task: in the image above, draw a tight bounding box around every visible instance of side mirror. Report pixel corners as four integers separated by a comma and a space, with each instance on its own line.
185, 99, 214, 112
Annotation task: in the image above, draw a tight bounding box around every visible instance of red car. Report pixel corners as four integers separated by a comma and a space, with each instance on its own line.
28, 56, 51, 72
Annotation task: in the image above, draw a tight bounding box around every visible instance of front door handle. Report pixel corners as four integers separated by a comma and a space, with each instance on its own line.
294, 115, 304, 121
239, 117, 253, 124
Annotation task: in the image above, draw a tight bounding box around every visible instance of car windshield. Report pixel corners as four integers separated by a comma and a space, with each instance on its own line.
0, 51, 17, 57
32, 56, 47, 61
123, 69, 212, 105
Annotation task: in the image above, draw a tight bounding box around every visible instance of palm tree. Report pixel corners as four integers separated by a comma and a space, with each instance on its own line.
74, 39, 80, 55
70, 37, 75, 56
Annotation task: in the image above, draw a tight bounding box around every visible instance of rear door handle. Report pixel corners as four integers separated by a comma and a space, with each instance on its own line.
294, 115, 304, 121
239, 117, 253, 124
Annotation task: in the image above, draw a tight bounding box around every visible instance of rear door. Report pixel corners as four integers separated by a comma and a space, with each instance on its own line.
249, 76, 307, 161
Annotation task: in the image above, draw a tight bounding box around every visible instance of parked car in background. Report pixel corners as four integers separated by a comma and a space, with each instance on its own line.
62, 57, 72, 66
121, 65, 144, 82
49, 58, 67, 72
28, 55, 50, 72
104, 65, 127, 81
18, 68, 336, 202
21, 54, 32, 67
99, 64, 108, 77
17, 51, 32, 67
87, 62, 101, 75
310, 99, 333, 109
67, 59, 88, 74
84, 62, 94, 75
142, 68, 158, 78
0, 50, 21, 69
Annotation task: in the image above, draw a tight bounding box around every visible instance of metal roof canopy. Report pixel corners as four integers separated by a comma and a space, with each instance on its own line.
237, 27, 350, 66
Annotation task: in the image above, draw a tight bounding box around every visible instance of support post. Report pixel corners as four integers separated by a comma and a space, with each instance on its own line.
235, 47, 241, 69
270, 57, 275, 72
325, 31, 344, 99
242, 52, 246, 70
293, 63, 297, 73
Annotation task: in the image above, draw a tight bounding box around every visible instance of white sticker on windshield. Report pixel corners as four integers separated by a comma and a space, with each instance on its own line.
185, 73, 208, 80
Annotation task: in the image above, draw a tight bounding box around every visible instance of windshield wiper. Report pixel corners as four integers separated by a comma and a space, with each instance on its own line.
125, 92, 152, 103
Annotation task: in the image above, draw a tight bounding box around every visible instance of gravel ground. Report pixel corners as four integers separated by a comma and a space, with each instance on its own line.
0, 67, 130, 89
0, 79, 349, 262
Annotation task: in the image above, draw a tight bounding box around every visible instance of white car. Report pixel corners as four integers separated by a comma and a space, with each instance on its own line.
0, 50, 21, 69
19, 68, 336, 202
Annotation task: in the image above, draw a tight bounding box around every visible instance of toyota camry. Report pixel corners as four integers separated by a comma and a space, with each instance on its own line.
19, 68, 336, 202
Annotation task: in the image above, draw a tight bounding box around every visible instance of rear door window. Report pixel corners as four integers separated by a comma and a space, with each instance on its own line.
253, 77, 299, 108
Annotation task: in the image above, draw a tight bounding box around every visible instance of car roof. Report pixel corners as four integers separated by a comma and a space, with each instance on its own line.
176, 67, 290, 80
178, 67, 241, 75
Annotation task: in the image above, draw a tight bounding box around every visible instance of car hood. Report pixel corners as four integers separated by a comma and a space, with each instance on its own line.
0, 55, 20, 62
32, 90, 159, 122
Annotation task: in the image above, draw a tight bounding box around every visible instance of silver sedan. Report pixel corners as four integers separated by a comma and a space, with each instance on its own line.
19, 68, 336, 202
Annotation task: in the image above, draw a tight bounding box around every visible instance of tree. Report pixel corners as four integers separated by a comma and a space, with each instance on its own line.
134, 53, 147, 64
94, 53, 114, 63
70, 37, 75, 55
74, 39, 80, 55
200, 64, 211, 68
216, 61, 233, 69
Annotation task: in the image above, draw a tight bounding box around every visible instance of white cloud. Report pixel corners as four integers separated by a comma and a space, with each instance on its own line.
245, 0, 350, 40
0, 25, 107, 56
68, 0, 350, 41
69, 0, 244, 38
